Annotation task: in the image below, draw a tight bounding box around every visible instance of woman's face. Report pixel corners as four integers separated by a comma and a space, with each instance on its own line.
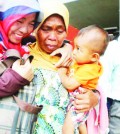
8, 13, 36, 44
37, 14, 67, 53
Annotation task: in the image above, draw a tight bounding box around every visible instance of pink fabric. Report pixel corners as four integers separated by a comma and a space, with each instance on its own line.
0, 15, 29, 57
87, 86, 109, 134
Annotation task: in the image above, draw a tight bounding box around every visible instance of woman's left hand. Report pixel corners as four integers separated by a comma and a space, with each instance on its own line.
50, 43, 73, 68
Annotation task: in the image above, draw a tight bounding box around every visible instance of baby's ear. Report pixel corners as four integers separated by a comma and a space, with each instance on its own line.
91, 53, 100, 62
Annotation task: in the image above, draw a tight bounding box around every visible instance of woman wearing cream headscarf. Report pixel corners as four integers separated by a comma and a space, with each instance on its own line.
29, 1, 70, 133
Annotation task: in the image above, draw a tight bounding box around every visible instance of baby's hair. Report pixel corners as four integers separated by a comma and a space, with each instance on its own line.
77, 24, 109, 55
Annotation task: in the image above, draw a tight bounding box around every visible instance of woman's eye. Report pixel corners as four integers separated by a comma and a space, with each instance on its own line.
41, 27, 50, 31
57, 30, 64, 33
17, 20, 23, 23
43, 28, 49, 31
30, 22, 35, 26
57, 28, 65, 33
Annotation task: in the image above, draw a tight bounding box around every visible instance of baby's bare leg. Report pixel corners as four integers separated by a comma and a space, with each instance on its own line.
62, 110, 74, 134
78, 123, 87, 134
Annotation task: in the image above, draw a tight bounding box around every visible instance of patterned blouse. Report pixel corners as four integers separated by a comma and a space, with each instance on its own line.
33, 68, 70, 134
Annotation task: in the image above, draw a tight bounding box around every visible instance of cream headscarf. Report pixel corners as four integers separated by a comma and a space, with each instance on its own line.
35, 0, 69, 35
29, 0, 69, 70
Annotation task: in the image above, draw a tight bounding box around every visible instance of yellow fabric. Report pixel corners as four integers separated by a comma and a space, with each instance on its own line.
70, 62, 103, 89
29, 42, 60, 71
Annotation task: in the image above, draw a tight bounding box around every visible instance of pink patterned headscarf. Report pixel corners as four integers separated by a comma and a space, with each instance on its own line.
0, 0, 40, 57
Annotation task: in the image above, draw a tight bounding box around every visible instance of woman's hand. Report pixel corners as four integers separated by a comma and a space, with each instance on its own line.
58, 67, 68, 74
50, 43, 73, 68
73, 89, 100, 113
12, 59, 34, 81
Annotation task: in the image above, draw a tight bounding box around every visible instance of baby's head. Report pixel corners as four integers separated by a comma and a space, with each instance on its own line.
73, 25, 109, 64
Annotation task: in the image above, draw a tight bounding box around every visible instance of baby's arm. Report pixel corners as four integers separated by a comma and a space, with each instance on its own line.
58, 67, 80, 91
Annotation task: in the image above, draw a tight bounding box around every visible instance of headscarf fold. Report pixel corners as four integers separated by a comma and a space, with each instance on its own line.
0, 0, 40, 57
29, 0, 69, 70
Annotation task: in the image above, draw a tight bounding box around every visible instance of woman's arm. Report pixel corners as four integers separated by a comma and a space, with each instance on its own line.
0, 68, 29, 97
12, 59, 34, 82
0, 59, 34, 97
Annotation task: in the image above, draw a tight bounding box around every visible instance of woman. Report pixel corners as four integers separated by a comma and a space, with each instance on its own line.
29, 0, 104, 133
0, 1, 42, 133
29, 1, 70, 133
0, 0, 40, 97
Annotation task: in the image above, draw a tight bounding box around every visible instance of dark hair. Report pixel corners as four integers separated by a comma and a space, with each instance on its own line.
34, 12, 40, 29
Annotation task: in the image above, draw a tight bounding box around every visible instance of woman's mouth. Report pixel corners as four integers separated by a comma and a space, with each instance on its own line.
47, 44, 56, 50
14, 33, 23, 40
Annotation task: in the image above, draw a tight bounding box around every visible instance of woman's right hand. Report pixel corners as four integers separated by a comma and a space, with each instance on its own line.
73, 89, 100, 113
50, 43, 73, 68
12, 59, 34, 81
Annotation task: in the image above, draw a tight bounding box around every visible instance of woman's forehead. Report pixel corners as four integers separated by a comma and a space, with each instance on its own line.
43, 15, 64, 25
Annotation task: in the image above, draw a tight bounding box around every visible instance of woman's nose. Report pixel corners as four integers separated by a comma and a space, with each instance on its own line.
19, 26, 28, 34
48, 31, 57, 40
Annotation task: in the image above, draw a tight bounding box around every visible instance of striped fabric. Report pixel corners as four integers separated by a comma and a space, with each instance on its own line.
0, 82, 37, 134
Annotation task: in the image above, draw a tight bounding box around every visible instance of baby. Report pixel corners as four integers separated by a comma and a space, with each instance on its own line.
58, 25, 109, 134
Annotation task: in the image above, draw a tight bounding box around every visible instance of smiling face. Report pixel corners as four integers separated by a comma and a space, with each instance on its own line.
8, 13, 36, 44
37, 14, 67, 53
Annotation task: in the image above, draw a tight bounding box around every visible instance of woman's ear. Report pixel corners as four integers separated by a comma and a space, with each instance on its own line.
91, 53, 100, 62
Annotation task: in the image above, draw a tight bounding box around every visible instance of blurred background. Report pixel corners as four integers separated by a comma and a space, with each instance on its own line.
22, 0, 119, 44
63, 0, 119, 39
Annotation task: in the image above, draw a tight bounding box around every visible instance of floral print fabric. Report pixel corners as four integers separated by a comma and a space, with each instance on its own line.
33, 68, 69, 134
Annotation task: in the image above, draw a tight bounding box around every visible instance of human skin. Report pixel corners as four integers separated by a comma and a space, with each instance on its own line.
74, 89, 99, 112
37, 14, 67, 53
8, 13, 36, 44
